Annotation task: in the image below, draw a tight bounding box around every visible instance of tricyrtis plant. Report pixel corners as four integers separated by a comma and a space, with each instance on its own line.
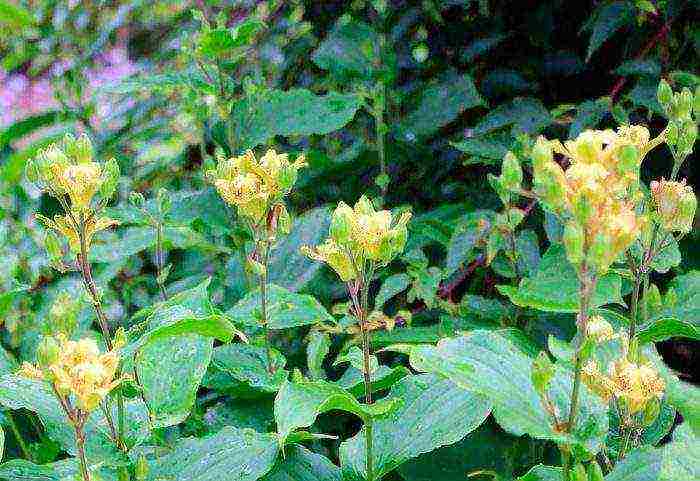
206, 148, 305, 371
303, 195, 411, 481
19, 334, 128, 481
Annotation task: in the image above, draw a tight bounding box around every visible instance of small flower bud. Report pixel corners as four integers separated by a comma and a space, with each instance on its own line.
113, 327, 127, 351
25, 159, 39, 183
501, 152, 523, 191
135, 453, 149, 481
657, 79, 673, 108
586, 315, 615, 343
563, 222, 585, 266
531, 351, 555, 396
129, 192, 145, 208
36, 336, 60, 368
100, 158, 120, 201
587, 461, 605, 481
677, 118, 697, 154
651, 179, 696, 233
666, 120, 679, 146
675, 88, 694, 119
330, 202, 354, 244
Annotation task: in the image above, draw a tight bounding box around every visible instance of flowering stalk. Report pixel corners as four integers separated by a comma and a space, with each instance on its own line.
258, 238, 274, 373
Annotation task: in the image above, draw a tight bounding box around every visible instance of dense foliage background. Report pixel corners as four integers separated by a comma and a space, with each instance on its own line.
0, 1, 698, 480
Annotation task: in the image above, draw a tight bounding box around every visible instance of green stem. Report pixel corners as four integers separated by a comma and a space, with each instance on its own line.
6, 411, 32, 461
155, 223, 167, 301
359, 269, 375, 481
260, 241, 274, 373
564, 269, 597, 481
629, 271, 642, 341
75, 424, 91, 481
375, 81, 387, 200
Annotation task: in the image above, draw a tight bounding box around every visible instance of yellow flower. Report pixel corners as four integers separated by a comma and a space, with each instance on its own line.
586, 316, 615, 343
206, 149, 306, 224
650, 179, 697, 233
53, 162, 103, 211
36, 213, 118, 253
301, 240, 356, 282
19, 335, 126, 413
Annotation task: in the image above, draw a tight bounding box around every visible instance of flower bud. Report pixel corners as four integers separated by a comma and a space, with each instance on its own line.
657, 79, 673, 108
100, 158, 120, 201
665, 120, 679, 146
156, 188, 171, 215
135, 453, 149, 481
36, 336, 60, 368
677, 118, 697, 155
65, 134, 93, 164
642, 396, 660, 426
501, 152, 523, 191
25, 158, 39, 183
129, 192, 145, 208
113, 327, 127, 351
533, 163, 567, 213
329, 202, 354, 244
587, 461, 605, 481
617, 144, 639, 174
531, 351, 555, 396
675, 88, 694, 119
586, 315, 614, 343
651, 179, 696, 233
572, 463, 587, 481
644, 283, 662, 315
563, 222, 585, 266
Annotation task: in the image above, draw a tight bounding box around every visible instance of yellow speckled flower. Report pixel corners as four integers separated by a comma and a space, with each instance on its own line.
35, 213, 118, 254
19, 335, 127, 412
582, 358, 665, 414
650, 179, 697, 233
302, 196, 412, 282
586, 315, 615, 343
206, 149, 306, 225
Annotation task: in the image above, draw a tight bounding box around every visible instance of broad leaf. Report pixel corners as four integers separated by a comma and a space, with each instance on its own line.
445, 211, 493, 276
584, 1, 635, 61
261, 445, 341, 481
203, 344, 288, 396
391, 330, 609, 453
472, 97, 552, 136
145, 427, 279, 481
226, 284, 333, 329
339, 374, 491, 480
497, 244, 623, 313
232, 89, 362, 150
658, 271, 700, 326
375, 273, 411, 309
307, 331, 331, 380
312, 20, 378, 79
274, 379, 399, 445
635, 317, 699, 344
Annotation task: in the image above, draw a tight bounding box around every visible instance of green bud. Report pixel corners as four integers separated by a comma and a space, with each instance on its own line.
675, 87, 693, 119
572, 463, 587, 481
156, 188, 171, 215
277, 164, 298, 194
135, 453, 149, 481
65, 133, 93, 164
678, 189, 697, 233
45, 231, 63, 260
100, 158, 120, 201
666, 121, 679, 146
644, 283, 662, 316
587, 460, 605, 481
531, 351, 555, 396
275, 203, 292, 236
657, 79, 673, 108
36, 336, 60, 368
617, 145, 639, 174
330, 202, 354, 244
113, 327, 127, 350
501, 152, 523, 191
677, 118, 697, 154
129, 192, 145, 208
642, 397, 660, 426
563, 222, 585, 266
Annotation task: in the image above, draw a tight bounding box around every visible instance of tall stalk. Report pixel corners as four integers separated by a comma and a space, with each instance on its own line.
563, 266, 597, 481
155, 222, 168, 301
259, 239, 274, 373
357, 272, 375, 481
75, 424, 91, 481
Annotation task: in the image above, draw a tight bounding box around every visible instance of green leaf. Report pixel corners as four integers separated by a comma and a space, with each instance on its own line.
375, 274, 411, 309
0, 1, 33, 28
472, 97, 552, 136
132, 280, 216, 428
307, 330, 331, 380
261, 445, 341, 481
339, 374, 491, 480
198, 19, 265, 59
635, 317, 699, 344
312, 20, 379, 79
268, 207, 332, 291
450, 132, 510, 166
0, 458, 116, 481
497, 244, 623, 313
226, 284, 333, 329
585, 1, 635, 61
232, 89, 362, 150
397, 72, 486, 141
569, 99, 609, 138
274, 379, 399, 445
607, 402, 676, 458
145, 427, 279, 481
202, 398, 274, 433
334, 346, 379, 374
391, 330, 608, 453
336, 365, 410, 398
517, 465, 563, 481
658, 271, 700, 327
203, 344, 288, 396
445, 211, 493, 276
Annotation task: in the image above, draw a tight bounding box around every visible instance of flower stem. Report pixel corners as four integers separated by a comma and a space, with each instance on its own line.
260, 241, 274, 373
155, 222, 168, 301
359, 271, 374, 481
564, 268, 597, 481
75, 424, 91, 481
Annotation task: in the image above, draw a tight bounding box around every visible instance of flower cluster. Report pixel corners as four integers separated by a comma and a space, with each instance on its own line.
650, 179, 697, 234
302, 196, 412, 281
20, 334, 126, 412
26, 134, 120, 254
529, 127, 659, 273
585, 315, 615, 343
205, 149, 306, 229
582, 357, 665, 415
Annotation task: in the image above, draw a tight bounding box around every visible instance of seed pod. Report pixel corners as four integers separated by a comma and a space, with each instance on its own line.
501, 152, 523, 191
657, 79, 673, 109
563, 222, 585, 266
531, 351, 555, 396
37, 336, 60, 368
587, 460, 605, 481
